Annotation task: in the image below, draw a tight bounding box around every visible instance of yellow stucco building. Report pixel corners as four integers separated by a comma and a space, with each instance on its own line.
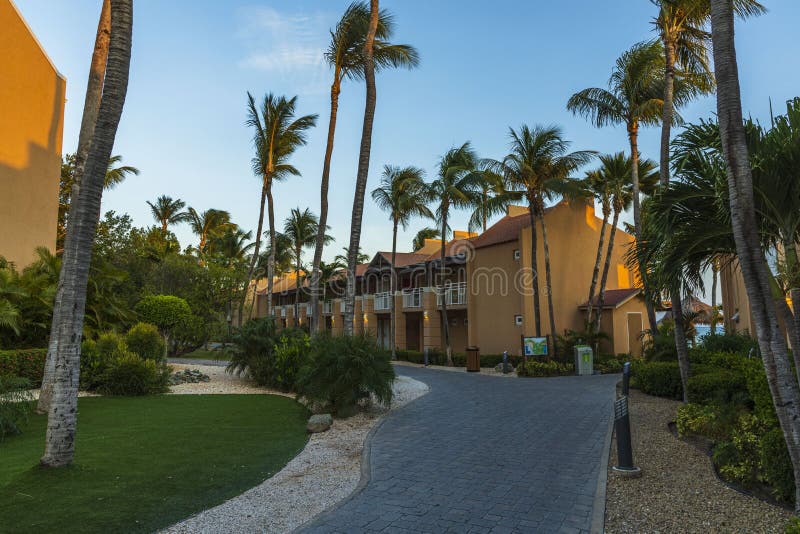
0, 0, 65, 267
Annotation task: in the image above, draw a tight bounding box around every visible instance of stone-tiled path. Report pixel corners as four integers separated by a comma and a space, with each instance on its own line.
302, 366, 617, 534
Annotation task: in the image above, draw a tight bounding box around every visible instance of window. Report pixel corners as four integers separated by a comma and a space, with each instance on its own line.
514, 315, 523, 326
513, 249, 520, 260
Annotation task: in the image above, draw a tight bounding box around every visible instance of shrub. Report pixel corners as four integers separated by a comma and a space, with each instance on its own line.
701, 332, 758, 355
676, 402, 739, 442
134, 295, 192, 353
97, 351, 170, 396
96, 331, 127, 359
744, 359, 779, 427
172, 314, 211, 355
642, 320, 678, 362
687, 369, 750, 407
630, 361, 683, 399
0, 348, 47, 384
296, 333, 394, 417
595, 353, 628, 374
126, 322, 166, 362
517, 360, 574, 377
0, 375, 33, 441
713, 413, 766, 486
759, 427, 795, 503
80, 338, 109, 390
228, 317, 279, 379
271, 329, 310, 391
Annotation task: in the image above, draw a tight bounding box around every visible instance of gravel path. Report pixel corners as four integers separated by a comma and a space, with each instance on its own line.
604, 389, 792, 533
167, 363, 291, 396
162, 373, 429, 534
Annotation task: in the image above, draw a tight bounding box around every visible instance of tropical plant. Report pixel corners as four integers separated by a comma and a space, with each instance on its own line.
372, 165, 432, 358
484, 125, 595, 358
146, 195, 189, 234
428, 142, 482, 365
580, 168, 612, 327
468, 170, 506, 233
134, 295, 192, 357
283, 207, 331, 321
186, 207, 233, 256
343, 0, 380, 335
309, 0, 419, 332
412, 227, 439, 251
334, 246, 370, 266
41, 0, 132, 467
243, 93, 317, 324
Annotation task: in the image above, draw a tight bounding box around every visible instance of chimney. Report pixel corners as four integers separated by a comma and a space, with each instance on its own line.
453, 230, 478, 240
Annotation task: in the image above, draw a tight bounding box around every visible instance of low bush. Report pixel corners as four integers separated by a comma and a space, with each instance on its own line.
759, 427, 795, 503
687, 369, 750, 407
676, 402, 740, 442
269, 329, 310, 391
0, 348, 46, 384
517, 360, 574, 377
642, 320, 678, 362
80, 338, 108, 390
97, 351, 171, 396
630, 361, 683, 399
228, 317, 279, 379
395, 350, 523, 368
296, 333, 394, 417
126, 322, 166, 362
700, 332, 758, 355
172, 314, 210, 355
96, 331, 127, 359
713, 413, 765, 486
0, 375, 33, 440
595, 353, 628, 374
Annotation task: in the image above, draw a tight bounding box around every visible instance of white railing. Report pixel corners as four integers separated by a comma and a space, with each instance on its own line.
280, 307, 286, 317
374, 291, 392, 311
322, 301, 332, 314
305, 303, 313, 316
340, 299, 346, 313
437, 282, 467, 306
402, 288, 422, 308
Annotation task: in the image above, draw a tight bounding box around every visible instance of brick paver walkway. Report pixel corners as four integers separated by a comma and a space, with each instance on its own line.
302, 366, 618, 534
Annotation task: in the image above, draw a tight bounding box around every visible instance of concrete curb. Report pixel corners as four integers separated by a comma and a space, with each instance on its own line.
292, 375, 431, 533
591, 384, 618, 534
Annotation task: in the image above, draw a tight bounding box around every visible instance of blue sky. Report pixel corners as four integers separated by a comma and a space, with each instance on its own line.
15, 0, 800, 267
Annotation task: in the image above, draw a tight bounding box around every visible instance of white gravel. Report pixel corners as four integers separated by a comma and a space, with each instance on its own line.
162, 372, 429, 534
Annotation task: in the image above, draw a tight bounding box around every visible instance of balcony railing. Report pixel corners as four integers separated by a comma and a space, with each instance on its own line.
437, 282, 467, 306
339, 299, 345, 313
280, 307, 286, 317
305, 303, 313, 316
374, 291, 392, 311
322, 301, 332, 314
402, 288, 422, 308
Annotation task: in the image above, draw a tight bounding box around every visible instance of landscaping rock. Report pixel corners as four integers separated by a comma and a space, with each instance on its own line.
169, 369, 210, 385
307, 413, 333, 433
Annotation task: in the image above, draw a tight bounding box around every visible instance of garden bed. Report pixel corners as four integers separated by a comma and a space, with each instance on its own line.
604, 390, 791, 533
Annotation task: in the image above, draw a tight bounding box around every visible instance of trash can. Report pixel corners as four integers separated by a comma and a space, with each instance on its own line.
574, 345, 593, 375
466, 346, 480, 372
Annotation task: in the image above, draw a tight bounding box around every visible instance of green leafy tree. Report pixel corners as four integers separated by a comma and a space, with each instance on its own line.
134, 295, 192, 357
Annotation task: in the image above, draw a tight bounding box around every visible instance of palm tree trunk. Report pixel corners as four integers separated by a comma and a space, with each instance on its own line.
586, 209, 609, 328
310, 74, 342, 333
538, 208, 558, 360
294, 245, 301, 322
266, 187, 276, 319
440, 209, 452, 365
660, 38, 676, 186
710, 261, 718, 335
595, 209, 620, 339
38, 0, 110, 415
390, 219, 398, 359
41, 0, 131, 467
528, 201, 541, 337
671, 285, 691, 402
711, 0, 800, 512
240, 181, 268, 325
344, 0, 379, 335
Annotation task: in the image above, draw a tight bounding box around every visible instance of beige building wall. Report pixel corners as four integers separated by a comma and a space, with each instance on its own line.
720, 258, 754, 335
0, 0, 65, 267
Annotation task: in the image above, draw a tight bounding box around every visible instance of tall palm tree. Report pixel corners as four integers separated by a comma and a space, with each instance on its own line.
209, 227, 254, 267
309, 1, 419, 332
343, 0, 380, 335
485, 126, 594, 357
372, 165, 432, 358
284, 207, 331, 320
412, 227, 439, 251
243, 93, 317, 324
581, 167, 613, 327
42, 0, 132, 468
335, 246, 370, 266
429, 142, 482, 365
568, 39, 698, 330
103, 155, 139, 189
468, 170, 505, 233
146, 195, 188, 234
186, 208, 233, 255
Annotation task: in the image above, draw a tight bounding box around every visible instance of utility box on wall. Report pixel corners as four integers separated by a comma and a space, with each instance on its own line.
574, 345, 593, 376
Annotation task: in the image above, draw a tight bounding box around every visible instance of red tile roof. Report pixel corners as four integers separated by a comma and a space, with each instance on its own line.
578, 288, 642, 309
471, 213, 531, 249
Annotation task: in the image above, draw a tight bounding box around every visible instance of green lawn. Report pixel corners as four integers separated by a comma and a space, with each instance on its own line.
0, 395, 308, 533
179, 348, 232, 361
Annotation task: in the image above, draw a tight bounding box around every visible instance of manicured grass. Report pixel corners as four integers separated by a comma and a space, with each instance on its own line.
179, 348, 232, 361
0, 395, 308, 533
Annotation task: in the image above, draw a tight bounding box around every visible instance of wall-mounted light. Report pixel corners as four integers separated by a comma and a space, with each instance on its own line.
363, 313, 368, 324
423, 311, 429, 321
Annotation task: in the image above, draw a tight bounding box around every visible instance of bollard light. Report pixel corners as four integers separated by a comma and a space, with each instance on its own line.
612, 396, 641, 477
502, 351, 509, 374
622, 362, 631, 396
424, 347, 429, 367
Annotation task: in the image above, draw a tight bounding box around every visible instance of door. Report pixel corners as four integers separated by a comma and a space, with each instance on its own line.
627, 313, 643, 357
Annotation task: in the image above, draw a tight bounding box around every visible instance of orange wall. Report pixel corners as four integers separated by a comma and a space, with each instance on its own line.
0, 0, 65, 268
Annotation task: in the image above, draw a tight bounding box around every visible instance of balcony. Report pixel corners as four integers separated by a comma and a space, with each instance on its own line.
374, 291, 392, 311
322, 301, 332, 314
305, 303, 313, 316
402, 288, 422, 308
437, 282, 467, 306
339, 299, 345, 313
280, 307, 286, 318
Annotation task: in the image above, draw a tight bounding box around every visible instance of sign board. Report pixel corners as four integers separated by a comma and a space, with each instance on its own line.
522, 336, 548, 357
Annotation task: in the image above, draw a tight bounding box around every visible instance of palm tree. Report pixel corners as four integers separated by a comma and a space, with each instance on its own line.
41, 0, 132, 468
243, 93, 317, 324
209, 227, 254, 267
343, 0, 380, 335
103, 155, 139, 189
468, 170, 505, 233
284, 207, 331, 321
429, 142, 482, 365
146, 195, 188, 234
186, 208, 233, 255
372, 165, 432, 358
335, 246, 370, 266
412, 227, 440, 251
0, 265, 25, 335
309, 1, 419, 332
484, 126, 594, 357
651, 0, 763, 185
581, 168, 613, 327
567, 40, 700, 331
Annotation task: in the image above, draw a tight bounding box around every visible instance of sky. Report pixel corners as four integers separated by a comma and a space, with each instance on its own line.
14, 0, 800, 275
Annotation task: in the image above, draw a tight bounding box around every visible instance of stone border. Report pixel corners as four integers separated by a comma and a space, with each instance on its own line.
293, 380, 432, 532
591, 388, 617, 534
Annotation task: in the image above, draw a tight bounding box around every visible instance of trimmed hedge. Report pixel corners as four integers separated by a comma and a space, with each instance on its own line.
631, 361, 683, 399
0, 348, 47, 384
394, 350, 523, 368
687, 369, 749, 406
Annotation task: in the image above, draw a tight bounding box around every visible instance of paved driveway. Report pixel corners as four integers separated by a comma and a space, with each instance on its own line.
302, 366, 618, 534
